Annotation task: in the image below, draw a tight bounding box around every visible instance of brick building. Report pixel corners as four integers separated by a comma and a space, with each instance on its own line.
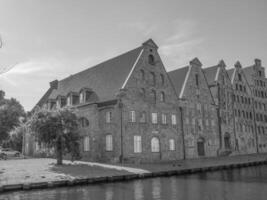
243, 59, 267, 153
168, 58, 220, 159
204, 60, 236, 155
227, 62, 257, 154
25, 39, 266, 163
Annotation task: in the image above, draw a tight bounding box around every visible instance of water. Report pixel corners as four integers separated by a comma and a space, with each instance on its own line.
1, 165, 267, 200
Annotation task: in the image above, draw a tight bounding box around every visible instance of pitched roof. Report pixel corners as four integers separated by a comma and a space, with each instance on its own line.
203, 65, 219, 85
42, 46, 143, 105
168, 66, 189, 97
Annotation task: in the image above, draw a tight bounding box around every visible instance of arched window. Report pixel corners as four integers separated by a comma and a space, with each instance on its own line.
160, 74, 164, 85
151, 137, 160, 152
148, 54, 155, 65
106, 135, 113, 151
140, 69, 145, 80
150, 72, 156, 85
140, 88, 146, 98
151, 90, 156, 103
160, 91, 165, 102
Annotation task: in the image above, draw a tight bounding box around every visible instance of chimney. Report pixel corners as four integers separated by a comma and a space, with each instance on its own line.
255, 59, 261, 67
49, 80, 58, 89
190, 57, 202, 68
234, 61, 242, 68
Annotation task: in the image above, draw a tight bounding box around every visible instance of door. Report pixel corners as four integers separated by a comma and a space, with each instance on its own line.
197, 140, 205, 156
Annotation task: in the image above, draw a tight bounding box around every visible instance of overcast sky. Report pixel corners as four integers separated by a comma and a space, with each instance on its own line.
0, 0, 267, 111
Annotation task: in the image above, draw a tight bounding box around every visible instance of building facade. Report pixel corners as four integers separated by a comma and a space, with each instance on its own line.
204, 60, 236, 155
25, 39, 267, 163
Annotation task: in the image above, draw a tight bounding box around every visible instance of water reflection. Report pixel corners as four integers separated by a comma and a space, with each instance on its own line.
1, 165, 267, 200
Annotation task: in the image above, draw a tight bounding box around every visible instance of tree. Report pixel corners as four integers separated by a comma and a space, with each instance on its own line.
0, 91, 25, 143
29, 107, 81, 165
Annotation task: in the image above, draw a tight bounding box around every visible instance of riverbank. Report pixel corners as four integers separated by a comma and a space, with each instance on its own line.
1, 153, 267, 193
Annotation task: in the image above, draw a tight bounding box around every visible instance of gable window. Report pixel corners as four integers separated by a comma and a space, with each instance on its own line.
106, 111, 112, 123
140, 88, 146, 98
140, 69, 145, 80
151, 137, 160, 152
106, 135, 113, 151
160, 92, 165, 102
150, 72, 156, 86
148, 54, 155, 65
140, 111, 146, 123
160, 74, 164, 85
151, 90, 156, 103
169, 139, 175, 151
171, 114, 177, 125
83, 136, 90, 151
129, 111, 136, 122
151, 113, 158, 124
161, 113, 167, 124
195, 74, 199, 86
134, 136, 142, 153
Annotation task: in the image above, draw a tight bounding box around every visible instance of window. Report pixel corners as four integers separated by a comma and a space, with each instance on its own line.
150, 72, 156, 85
171, 114, 177, 125
106, 135, 113, 151
238, 73, 242, 81
160, 92, 165, 102
151, 137, 160, 152
83, 136, 90, 151
67, 96, 71, 106
79, 92, 84, 103
72, 95, 79, 105
106, 111, 112, 123
169, 139, 175, 151
140, 112, 146, 123
148, 54, 155, 65
79, 117, 89, 127
151, 90, 156, 103
140, 88, 146, 98
195, 74, 199, 86
151, 113, 158, 124
134, 136, 142, 153
161, 114, 167, 124
140, 69, 145, 81
160, 74, 164, 85
129, 111, 136, 122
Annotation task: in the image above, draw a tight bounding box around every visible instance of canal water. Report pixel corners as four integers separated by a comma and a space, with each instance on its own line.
1, 165, 267, 200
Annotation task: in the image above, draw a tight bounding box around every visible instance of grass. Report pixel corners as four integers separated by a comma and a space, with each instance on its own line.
50, 163, 132, 178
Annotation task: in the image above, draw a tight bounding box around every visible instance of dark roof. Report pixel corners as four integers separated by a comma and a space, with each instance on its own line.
243, 66, 254, 85
168, 66, 189, 97
203, 65, 218, 85
45, 46, 143, 104
35, 87, 54, 108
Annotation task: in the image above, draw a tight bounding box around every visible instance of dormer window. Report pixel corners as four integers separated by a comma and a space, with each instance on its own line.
79, 88, 98, 104
67, 92, 79, 106
48, 99, 56, 110
57, 96, 67, 108
79, 92, 84, 103
148, 54, 155, 65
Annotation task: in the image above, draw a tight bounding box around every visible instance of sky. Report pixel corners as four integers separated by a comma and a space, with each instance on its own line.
0, 0, 267, 111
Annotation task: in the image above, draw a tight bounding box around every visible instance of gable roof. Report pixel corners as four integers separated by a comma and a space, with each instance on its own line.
203, 65, 219, 85
37, 46, 143, 107
168, 66, 189, 98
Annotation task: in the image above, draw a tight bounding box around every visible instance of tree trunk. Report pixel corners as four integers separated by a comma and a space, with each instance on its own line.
56, 135, 63, 165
